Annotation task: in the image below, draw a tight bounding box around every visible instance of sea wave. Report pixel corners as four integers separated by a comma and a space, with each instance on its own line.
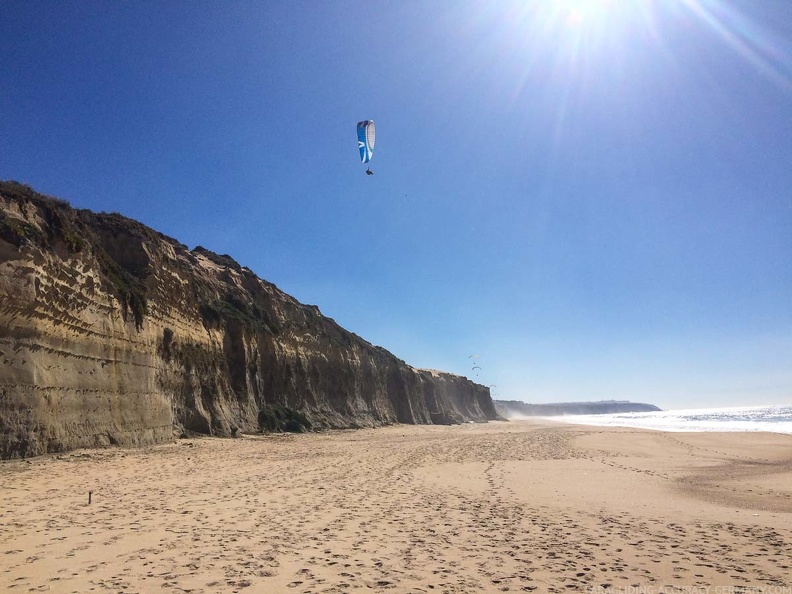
546, 404, 792, 434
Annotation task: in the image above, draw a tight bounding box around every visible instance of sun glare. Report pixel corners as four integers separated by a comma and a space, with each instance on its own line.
556, 0, 615, 27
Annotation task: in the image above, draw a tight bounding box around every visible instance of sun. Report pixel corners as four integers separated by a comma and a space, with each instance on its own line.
556, 0, 616, 26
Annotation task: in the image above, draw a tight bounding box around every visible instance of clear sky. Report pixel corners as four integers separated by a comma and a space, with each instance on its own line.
2, 1, 790, 410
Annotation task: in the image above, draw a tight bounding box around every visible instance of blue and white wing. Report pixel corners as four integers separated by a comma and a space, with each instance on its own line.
357, 120, 375, 163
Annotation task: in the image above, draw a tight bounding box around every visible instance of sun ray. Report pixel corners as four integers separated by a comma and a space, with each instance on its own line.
678, 0, 792, 92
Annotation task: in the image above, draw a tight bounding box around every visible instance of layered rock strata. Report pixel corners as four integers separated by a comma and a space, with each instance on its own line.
0, 182, 498, 458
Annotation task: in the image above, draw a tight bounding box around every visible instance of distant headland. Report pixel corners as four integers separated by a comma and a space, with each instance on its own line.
495, 399, 662, 417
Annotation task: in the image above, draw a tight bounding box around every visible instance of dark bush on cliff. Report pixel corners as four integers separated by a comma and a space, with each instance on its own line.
258, 404, 312, 433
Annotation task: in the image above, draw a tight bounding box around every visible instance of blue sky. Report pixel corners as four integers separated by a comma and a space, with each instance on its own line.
2, 0, 790, 409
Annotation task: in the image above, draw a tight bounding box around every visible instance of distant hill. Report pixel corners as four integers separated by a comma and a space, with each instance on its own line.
495, 400, 661, 418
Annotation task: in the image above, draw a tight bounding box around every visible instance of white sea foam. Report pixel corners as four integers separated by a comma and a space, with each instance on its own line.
546, 404, 792, 434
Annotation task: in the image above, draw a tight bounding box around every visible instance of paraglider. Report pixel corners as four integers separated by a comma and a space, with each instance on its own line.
357, 120, 375, 175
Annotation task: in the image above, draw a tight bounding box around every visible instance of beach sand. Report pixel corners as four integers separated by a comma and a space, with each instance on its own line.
1, 420, 791, 593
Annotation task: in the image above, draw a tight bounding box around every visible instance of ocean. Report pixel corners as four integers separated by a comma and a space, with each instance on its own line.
547, 404, 792, 434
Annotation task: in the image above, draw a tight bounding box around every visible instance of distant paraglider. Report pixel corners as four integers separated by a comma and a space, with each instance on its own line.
468, 354, 482, 376
357, 120, 375, 175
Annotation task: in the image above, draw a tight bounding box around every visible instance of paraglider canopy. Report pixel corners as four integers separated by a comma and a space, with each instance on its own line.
357, 120, 375, 164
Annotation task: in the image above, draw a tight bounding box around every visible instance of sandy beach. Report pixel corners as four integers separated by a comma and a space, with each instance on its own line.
1, 420, 791, 594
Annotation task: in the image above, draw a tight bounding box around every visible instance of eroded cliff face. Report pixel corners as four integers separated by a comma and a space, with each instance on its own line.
0, 182, 499, 458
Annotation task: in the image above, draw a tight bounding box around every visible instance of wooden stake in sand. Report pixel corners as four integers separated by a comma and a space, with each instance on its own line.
88, 490, 92, 505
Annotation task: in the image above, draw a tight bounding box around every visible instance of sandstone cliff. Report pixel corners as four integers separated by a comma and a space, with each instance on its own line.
0, 181, 499, 459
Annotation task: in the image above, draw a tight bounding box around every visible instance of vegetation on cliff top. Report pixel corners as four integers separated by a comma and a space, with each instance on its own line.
199, 295, 280, 335
1, 182, 302, 338
193, 246, 243, 271
0, 181, 150, 329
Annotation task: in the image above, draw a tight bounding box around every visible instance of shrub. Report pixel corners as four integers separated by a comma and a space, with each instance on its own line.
258, 404, 312, 433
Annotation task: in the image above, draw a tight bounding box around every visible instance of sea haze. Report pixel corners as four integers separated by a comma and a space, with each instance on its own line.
548, 405, 792, 435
